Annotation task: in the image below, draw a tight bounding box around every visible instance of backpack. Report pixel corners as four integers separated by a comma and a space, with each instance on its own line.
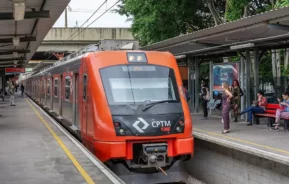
204, 87, 210, 100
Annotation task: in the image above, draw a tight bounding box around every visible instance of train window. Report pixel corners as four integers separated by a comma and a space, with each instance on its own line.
83, 75, 87, 101
100, 65, 180, 105
54, 78, 58, 97
65, 77, 71, 100
47, 79, 50, 95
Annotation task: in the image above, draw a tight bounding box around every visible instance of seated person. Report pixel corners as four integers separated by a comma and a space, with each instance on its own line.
271, 91, 289, 130
239, 91, 267, 126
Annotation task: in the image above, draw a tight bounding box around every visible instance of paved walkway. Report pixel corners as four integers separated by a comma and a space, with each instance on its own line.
192, 113, 289, 165
0, 93, 121, 184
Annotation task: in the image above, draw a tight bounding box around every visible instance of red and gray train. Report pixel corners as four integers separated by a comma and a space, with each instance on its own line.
23, 45, 194, 172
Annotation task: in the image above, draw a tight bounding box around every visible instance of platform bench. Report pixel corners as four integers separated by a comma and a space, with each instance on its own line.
254, 103, 289, 130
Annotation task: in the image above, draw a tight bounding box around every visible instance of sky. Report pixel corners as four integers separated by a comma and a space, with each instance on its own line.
53, 0, 132, 28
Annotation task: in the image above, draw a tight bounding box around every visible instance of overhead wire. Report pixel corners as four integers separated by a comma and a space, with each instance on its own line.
44, 0, 109, 60
64, 0, 121, 43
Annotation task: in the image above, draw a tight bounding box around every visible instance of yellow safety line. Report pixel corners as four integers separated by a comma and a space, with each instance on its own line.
26, 99, 95, 184
194, 128, 289, 155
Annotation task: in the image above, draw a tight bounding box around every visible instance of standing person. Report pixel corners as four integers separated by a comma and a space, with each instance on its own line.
230, 80, 244, 122
271, 91, 289, 130
8, 78, 16, 106
184, 86, 191, 102
21, 83, 24, 97
239, 91, 267, 126
200, 81, 210, 120
221, 82, 233, 134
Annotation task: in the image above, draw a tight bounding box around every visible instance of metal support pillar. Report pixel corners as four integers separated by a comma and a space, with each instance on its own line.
209, 61, 213, 115
195, 58, 200, 113
188, 57, 194, 112
254, 48, 260, 100
240, 57, 245, 120
245, 49, 251, 108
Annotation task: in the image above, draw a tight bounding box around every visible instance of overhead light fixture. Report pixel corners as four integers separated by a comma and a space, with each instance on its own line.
13, 37, 20, 46
13, 0, 26, 21
230, 43, 254, 50
13, 52, 18, 57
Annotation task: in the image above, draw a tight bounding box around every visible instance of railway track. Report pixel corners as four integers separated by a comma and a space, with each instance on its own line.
27, 95, 206, 184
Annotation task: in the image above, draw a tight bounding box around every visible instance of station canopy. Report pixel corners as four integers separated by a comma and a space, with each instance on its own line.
0, 0, 70, 69
141, 7, 289, 59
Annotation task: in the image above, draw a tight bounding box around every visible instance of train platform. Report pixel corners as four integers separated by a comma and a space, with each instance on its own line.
192, 113, 289, 166
0, 93, 123, 184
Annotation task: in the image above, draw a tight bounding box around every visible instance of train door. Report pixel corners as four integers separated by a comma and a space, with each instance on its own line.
82, 74, 87, 135
73, 73, 80, 131
59, 75, 63, 116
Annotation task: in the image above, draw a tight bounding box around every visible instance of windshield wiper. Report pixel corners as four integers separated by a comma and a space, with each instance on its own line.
142, 100, 176, 111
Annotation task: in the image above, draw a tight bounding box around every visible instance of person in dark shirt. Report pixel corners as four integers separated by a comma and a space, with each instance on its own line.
239, 91, 267, 125
21, 84, 24, 97
200, 81, 209, 119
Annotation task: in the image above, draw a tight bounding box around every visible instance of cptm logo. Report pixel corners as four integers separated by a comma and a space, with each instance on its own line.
133, 118, 149, 133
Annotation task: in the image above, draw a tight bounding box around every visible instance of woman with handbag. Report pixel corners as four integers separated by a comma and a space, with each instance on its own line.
230, 80, 244, 122
221, 82, 233, 134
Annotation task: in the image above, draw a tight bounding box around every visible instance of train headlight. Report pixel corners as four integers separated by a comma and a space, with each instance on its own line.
119, 128, 125, 135
113, 119, 133, 136
176, 126, 181, 132
172, 118, 185, 134
126, 52, 147, 63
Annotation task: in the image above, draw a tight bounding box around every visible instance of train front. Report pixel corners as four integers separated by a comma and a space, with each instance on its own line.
95, 51, 194, 171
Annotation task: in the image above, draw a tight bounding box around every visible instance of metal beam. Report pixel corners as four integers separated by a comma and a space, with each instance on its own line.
267, 23, 289, 31
0, 10, 50, 20
188, 57, 194, 112
245, 49, 251, 108
0, 49, 30, 53
0, 61, 18, 64
190, 41, 221, 47
194, 58, 200, 113
0, 64, 21, 68
254, 48, 260, 100
0, 57, 25, 62
0, 50, 30, 55
0, 34, 34, 37
0, 36, 36, 43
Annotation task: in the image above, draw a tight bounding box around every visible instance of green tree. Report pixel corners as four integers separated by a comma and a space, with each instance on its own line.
275, 0, 289, 7
115, 0, 215, 46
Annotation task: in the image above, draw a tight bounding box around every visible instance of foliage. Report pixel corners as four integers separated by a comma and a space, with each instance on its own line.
116, 0, 289, 80
115, 0, 214, 46
275, 0, 289, 7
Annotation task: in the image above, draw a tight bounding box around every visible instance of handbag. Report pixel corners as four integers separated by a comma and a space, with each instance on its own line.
239, 87, 244, 97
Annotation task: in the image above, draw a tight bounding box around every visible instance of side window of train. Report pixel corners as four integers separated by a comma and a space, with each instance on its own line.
47, 79, 50, 95
83, 75, 87, 101
65, 76, 71, 101
54, 78, 58, 97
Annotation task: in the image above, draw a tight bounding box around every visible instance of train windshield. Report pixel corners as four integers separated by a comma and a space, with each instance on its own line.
100, 65, 180, 105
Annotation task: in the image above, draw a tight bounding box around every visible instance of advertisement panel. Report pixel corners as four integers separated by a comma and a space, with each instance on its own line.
213, 63, 239, 90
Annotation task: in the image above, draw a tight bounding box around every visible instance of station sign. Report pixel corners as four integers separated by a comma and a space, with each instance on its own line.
5, 68, 25, 75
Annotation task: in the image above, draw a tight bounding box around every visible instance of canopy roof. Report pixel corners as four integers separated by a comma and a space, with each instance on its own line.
142, 7, 289, 58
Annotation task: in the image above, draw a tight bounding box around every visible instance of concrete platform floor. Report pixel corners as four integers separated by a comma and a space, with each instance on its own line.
192, 113, 289, 165
0, 93, 121, 184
